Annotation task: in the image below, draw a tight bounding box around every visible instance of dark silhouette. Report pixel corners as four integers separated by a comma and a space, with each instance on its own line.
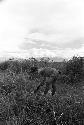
30, 67, 61, 96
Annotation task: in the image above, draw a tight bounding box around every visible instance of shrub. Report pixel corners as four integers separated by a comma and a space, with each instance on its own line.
64, 56, 84, 84
0, 61, 9, 71
9, 61, 21, 74
21, 59, 31, 73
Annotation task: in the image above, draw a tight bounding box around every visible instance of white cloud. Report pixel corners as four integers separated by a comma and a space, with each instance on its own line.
0, 0, 84, 59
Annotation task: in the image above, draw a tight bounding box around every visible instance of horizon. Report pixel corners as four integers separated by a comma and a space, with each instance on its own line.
0, 55, 82, 63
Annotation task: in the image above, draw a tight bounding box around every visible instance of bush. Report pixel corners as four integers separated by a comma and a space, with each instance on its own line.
0, 61, 9, 71
9, 61, 21, 74
64, 56, 84, 84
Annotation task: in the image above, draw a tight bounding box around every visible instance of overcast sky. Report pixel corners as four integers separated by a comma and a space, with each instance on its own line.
0, 0, 84, 59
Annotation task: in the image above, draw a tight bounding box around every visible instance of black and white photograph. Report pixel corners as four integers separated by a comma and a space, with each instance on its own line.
0, 0, 84, 124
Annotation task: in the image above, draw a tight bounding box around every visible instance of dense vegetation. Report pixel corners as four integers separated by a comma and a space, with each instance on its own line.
0, 56, 84, 125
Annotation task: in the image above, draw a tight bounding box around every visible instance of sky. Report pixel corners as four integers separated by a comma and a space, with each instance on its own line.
0, 0, 84, 60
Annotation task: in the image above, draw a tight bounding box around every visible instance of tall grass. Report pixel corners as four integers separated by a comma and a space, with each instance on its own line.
0, 56, 84, 124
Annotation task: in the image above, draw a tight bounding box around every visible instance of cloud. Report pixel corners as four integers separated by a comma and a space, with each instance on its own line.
18, 36, 84, 60
4, 46, 84, 59
0, 0, 84, 59
0, 0, 4, 2
61, 38, 84, 49
20, 30, 84, 50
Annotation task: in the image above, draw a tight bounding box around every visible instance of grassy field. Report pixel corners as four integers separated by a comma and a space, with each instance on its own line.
0, 57, 84, 125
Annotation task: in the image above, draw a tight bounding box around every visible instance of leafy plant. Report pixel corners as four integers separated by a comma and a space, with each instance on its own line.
64, 56, 84, 84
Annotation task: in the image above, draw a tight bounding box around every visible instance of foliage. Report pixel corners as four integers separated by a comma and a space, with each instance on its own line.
1, 83, 84, 124
0, 60, 9, 71
64, 56, 84, 84
0, 56, 84, 124
9, 60, 22, 74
